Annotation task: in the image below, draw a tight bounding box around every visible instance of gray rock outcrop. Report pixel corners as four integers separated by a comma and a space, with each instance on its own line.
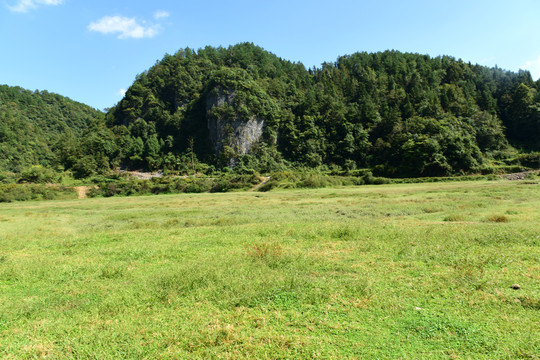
206, 88, 265, 155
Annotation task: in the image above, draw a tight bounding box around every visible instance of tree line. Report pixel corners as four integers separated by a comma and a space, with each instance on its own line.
2, 43, 539, 178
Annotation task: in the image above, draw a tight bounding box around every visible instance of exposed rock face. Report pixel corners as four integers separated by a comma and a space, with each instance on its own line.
206, 88, 265, 155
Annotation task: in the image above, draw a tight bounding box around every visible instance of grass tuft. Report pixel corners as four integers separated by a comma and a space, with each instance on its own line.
443, 214, 466, 222
246, 241, 283, 268
487, 214, 509, 223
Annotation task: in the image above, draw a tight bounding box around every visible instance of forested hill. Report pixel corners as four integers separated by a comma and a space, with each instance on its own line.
103, 43, 539, 177
3, 43, 540, 178
0, 85, 103, 172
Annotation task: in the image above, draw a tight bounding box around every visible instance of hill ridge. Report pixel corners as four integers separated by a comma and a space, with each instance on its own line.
2, 43, 540, 177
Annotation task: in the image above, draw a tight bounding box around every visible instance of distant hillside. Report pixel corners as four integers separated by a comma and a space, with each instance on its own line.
3, 44, 540, 178
103, 43, 539, 176
0, 85, 103, 172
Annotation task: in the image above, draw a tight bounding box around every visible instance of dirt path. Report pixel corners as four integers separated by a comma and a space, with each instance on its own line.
251, 176, 271, 191
75, 186, 91, 199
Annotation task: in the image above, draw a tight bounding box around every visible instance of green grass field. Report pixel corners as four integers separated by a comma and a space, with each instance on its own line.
0, 180, 538, 359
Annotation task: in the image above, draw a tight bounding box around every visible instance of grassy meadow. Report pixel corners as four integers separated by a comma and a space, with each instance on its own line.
0, 180, 538, 359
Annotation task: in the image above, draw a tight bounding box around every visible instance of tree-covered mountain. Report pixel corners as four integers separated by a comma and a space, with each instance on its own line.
0, 85, 103, 172
101, 43, 539, 176
2, 43, 540, 178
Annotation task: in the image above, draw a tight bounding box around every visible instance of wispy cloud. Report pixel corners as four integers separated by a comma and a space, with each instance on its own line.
521, 56, 540, 80
118, 88, 127, 97
154, 10, 170, 20
88, 16, 159, 39
8, 0, 63, 13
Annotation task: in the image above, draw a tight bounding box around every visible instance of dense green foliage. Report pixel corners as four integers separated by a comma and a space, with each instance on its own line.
0, 183, 76, 202
104, 43, 540, 176
0, 85, 103, 172
3, 43, 540, 178
88, 173, 260, 198
86, 170, 394, 198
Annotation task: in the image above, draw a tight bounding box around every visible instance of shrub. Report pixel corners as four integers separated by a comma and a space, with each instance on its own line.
184, 179, 213, 193
18, 166, 58, 184
0, 184, 75, 202
71, 156, 99, 179
210, 179, 229, 193
517, 153, 540, 169
300, 175, 328, 188
0, 172, 17, 184
257, 180, 278, 192
362, 172, 389, 184
479, 166, 496, 175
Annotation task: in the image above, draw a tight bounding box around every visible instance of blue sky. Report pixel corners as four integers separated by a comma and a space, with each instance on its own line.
1, 0, 539, 110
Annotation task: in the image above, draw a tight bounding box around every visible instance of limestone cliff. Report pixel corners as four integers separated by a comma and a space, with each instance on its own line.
206, 87, 265, 155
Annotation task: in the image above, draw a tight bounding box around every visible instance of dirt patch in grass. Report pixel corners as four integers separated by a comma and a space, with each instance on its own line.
74, 186, 94, 199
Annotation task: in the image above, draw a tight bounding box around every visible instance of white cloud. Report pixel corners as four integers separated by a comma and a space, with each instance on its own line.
118, 89, 127, 97
521, 56, 540, 80
8, 0, 63, 13
88, 16, 159, 39
154, 10, 170, 20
